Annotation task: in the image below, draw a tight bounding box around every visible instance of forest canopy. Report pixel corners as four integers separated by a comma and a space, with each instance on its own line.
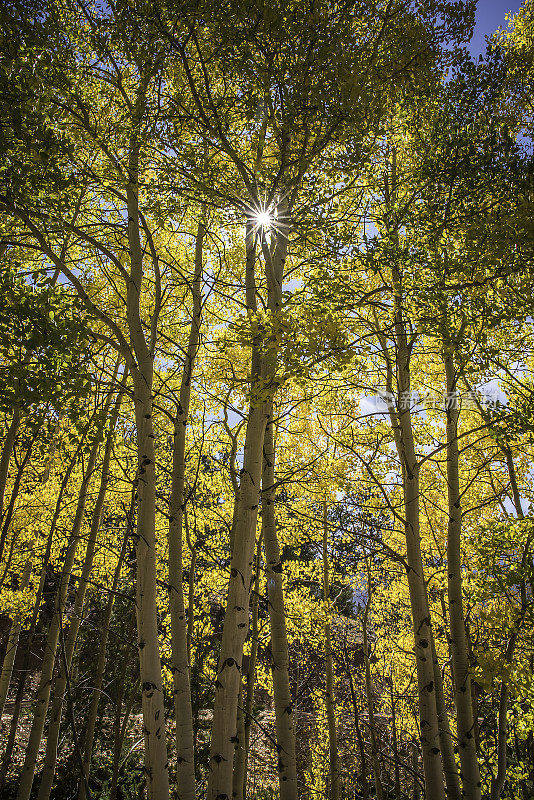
1, 1, 534, 799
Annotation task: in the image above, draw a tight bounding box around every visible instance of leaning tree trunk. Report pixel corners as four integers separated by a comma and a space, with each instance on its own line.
16, 404, 110, 800
443, 348, 481, 800
0, 423, 88, 790
0, 425, 37, 578
207, 399, 268, 798
37, 382, 124, 800
262, 417, 298, 800
168, 210, 205, 800
208, 205, 288, 800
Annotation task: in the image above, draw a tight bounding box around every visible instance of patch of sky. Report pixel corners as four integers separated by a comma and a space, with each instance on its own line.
468, 0, 522, 58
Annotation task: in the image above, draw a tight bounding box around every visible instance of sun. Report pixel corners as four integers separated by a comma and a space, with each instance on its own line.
255, 210, 272, 229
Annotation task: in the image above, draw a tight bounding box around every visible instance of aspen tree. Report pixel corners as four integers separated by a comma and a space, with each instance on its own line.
442, 345, 481, 800
17, 393, 114, 800
37, 372, 125, 800
462, 379, 530, 800
0, 550, 32, 717
322, 501, 340, 800
0, 407, 20, 525
262, 416, 298, 800
126, 74, 170, 798
208, 213, 287, 799
242, 537, 262, 799
343, 644, 369, 800
371, 149, 446, 797
78, 501, 132, 800
362, 564, 383, 800
168, 211, 206, 799
0, 421, 91, 789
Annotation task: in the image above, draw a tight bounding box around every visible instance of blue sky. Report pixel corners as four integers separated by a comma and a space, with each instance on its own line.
469, 0, 523, 54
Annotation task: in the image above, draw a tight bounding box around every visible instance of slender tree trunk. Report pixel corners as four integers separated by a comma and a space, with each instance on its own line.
261, 417, 298, 799
383, 148, 445, 798
233, 679, 247, 800
78, 499, 132, 800
492, 680, 510, 800
462, 377, 526, 800
0, 410, 62, 686
37, 384, 124, 800
126, 78, 169, 799
110, 655, 138, 800
391, 683, 401, 799
443, 349, 481, 800
491, 620, 525, 799
345, 657, 368, 800
504, 448, 524, 520
466, 626, 480, 753
430, 623, 461, 800
362, 566, 383, 800
58, 620, 93, 800
0, 551, 33, 716
0, 428, 37, 583
186, 536, 196, 663
208, 214, 277, 800
0, 405, 20, 528
16, 406, 110, 800
169, 211, 205, 800
207, 401, 268, 798
322, 501, 340, 800
242, 537, 262, 800
0, 424, 89, 790
391, 278, 445, 800
412, 742, 421, 800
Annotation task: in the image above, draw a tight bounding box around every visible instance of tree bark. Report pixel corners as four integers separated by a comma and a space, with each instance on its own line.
0, 551, 33, 717
16, 405, 110, 800
126, 76, 169, 800
262, 418, 298, 800
0, 405, 20, 528
345, 655, 368, 800
362, 565, 383, 800
430, 622, 461, 800
207, 210, 284, 800
443, 349, 481, 800
78, 497, 132, 800
37, 382, 124, 800
168, 211, 205, 800
0, 423, 88, 790
242, 536, 262, 800
389, 258, 445, 799
322, 501, 340, 800
232, 679, 247, 800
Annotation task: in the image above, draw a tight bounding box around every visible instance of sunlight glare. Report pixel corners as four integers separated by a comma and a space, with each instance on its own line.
255, 211, 272, 229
